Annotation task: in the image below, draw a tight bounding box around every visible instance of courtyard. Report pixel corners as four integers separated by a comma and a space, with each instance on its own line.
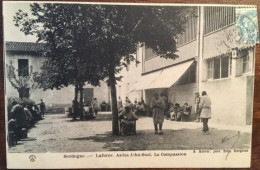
9, 112, 251, 153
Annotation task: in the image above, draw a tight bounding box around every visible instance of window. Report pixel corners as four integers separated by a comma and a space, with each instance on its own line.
145, 47, 157, 60
214, 58, 220, 79
177, 15, 198, 46
229, 57, 232, 76
207, 54, 232, 80
221, 56, 229, 78
207, 60, 213, 79
18, 59, 29, 76
204, 7, 236, 34
242, 50, 252, 74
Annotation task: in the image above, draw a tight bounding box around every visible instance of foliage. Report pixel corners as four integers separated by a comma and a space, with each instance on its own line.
13, 3, 194, 135
14, 4, 107, 90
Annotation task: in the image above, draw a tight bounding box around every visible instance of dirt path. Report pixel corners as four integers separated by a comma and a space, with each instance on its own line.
9, 113, 251, 153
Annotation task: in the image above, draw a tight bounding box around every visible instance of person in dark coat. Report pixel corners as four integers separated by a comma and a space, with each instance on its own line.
10, 102, 27, 128
38, 99, 46, 117
10, 101, 27, 139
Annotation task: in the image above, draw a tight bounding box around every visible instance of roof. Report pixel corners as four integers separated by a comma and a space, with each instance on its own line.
5, 41, 46, 52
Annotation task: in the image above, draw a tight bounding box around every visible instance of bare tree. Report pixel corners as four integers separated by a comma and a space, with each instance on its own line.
6, 63, 38, 99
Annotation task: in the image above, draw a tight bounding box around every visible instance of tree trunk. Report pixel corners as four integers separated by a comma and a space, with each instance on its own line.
108, 67, 119, 135
74, 85, 79, 101
18, 88, 24, 99
79, 84, 84, 120
72, 85, 79, 120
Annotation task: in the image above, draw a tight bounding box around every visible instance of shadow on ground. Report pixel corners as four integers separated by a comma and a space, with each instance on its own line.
68, 128, 251, 151
66, 114, 113, 122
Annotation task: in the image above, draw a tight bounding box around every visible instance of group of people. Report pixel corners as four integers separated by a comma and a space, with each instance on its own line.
168, 103, 192, 121
72, 97, 99, 120
118, 96, 147, 116
150, 91, 211, 135
8, 99, 46, 145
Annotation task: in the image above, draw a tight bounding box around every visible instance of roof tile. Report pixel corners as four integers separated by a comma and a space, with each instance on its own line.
5, 41, 46, 52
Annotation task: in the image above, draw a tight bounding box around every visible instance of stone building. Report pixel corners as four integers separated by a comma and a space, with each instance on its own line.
117, 6, 256, 125
5, 41, 111, 108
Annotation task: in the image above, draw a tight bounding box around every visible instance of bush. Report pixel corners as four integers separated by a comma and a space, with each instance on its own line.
7, 97, 36, 120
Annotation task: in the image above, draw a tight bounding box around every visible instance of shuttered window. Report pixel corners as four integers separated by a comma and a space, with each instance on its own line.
177, 16, 198, 46
204, 7, 236, 35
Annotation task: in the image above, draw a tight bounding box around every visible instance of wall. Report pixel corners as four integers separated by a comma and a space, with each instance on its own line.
144, 40, 197, 73
201, 24, 255, 126
169, 83, 197, 106
200, 76, 250, 125
246, 75, 254, 125
84, 81, 111, 106
116, 47, 143, 103
5, 52, 110, 106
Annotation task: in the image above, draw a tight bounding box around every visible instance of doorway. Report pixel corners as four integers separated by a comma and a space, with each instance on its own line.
83, 88, 94, 106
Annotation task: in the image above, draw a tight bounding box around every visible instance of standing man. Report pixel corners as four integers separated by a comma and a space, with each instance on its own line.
118, 96, 123, 109
194, 92, 201, 122
160, 93, 168, 116
150, 93, 165, 135
91, 98, 99, 115
125, 96, 131, 105
38, 99, 46, 117
199, 91, 211, 135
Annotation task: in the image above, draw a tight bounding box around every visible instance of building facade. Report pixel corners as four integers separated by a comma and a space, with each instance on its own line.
117, 6, 256, 125
5, 41, 111, 108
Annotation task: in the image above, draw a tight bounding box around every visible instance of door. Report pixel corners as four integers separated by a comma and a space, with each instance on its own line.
83, 88, 94, 106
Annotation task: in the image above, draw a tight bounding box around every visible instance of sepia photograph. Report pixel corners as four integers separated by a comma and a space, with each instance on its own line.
3, 1, 258, 169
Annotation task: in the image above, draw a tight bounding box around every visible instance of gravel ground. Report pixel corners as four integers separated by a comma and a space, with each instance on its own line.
8, 113, 251, 153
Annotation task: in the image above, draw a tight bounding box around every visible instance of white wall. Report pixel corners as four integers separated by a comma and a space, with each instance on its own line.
116, 47, 143, 104
5, 51, 110, 106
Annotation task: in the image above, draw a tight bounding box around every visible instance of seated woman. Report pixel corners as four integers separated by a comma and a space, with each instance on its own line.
169, 103, 175, 120
174, 103, 182, 121
135, 102, 147, 116
180, 103, 192, 122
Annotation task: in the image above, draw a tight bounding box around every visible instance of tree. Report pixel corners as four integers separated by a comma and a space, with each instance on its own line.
6, 63, 38, 99
87, 5, 195, 135
14, 3, 194, 134
14, 4, 105, 117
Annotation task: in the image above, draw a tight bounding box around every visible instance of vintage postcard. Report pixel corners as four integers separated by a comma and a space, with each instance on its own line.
3, 1, 258, 169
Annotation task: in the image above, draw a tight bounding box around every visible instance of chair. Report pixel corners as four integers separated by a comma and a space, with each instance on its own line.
118, 118, 136, 136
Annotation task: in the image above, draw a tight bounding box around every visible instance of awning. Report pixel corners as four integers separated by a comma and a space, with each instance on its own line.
136, 60, 194, 90
135, 70, 162, 91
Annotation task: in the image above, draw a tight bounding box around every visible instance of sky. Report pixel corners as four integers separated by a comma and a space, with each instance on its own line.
3, 2, 38, 42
